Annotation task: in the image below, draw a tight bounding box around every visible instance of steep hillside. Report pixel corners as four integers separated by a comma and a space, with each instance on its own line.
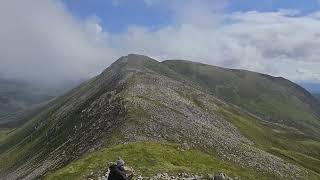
0, 79, 52, 126
0, 78, 78, 127
0, 54, 319, 180
162, 60, 320, 138
314, 94, 320, 101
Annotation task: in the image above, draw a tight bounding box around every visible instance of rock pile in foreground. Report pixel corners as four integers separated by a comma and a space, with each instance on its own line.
91, 166, 236, 180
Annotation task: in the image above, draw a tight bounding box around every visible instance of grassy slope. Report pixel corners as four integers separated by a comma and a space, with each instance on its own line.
45, 142, 269, 180
216, 105, 320, 179
170, 81, 320, 179
2, 56, 320, 179
0, 97, 67, 174
162, 60, 320, 138
0, 77, 101, 175
150, 60, 320, 178
0, 129, 15, 142
45, 59, 320, 179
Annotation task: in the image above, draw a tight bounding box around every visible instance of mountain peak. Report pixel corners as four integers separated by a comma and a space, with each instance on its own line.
118, 54, 157, 63
1, 55, 320, 179
101, 54, 159, 75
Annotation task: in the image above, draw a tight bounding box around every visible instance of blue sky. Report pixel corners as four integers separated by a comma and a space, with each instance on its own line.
63, 0, 172, 32
63, 0, 320, 32
227, 0, 319, 14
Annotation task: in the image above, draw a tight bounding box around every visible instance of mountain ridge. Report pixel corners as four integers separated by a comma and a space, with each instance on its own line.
0, 54, 319, 179
161, 59, 320, 137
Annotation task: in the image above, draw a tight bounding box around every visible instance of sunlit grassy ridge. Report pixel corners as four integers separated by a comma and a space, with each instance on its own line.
45, 142, 268, 180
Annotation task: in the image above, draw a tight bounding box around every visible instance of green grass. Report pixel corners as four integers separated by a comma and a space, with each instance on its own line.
270, 148, 320, 177
0, 75, 110, 174
162, 60, 320, 138
217, 106, 320, 179
173, 87, 320, 179
45, 142, 267, 180
0, 128, 14, 142
3, 57, 320, 179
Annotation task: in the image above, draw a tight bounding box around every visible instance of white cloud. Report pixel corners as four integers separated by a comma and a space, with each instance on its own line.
0, 0, 319, 84
0, 0, 120, 85
107, 1, 320, 82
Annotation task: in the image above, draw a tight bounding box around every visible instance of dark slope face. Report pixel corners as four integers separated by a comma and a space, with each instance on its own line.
0, 78, 79, 128
0, 54, 319, 179
162, 60, 320, 138
314, 94, 320, 101
0, 79, 55, 126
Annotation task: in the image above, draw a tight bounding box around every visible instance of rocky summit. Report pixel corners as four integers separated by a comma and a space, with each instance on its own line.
0, 54, 320, 180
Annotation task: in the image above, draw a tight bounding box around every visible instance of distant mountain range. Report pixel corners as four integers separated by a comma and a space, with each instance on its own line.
1, 54, 320, 180
0, 78, 55, 126
0, 78, 81, 127
299, 82, 320, 94
297, 82, 320, 102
